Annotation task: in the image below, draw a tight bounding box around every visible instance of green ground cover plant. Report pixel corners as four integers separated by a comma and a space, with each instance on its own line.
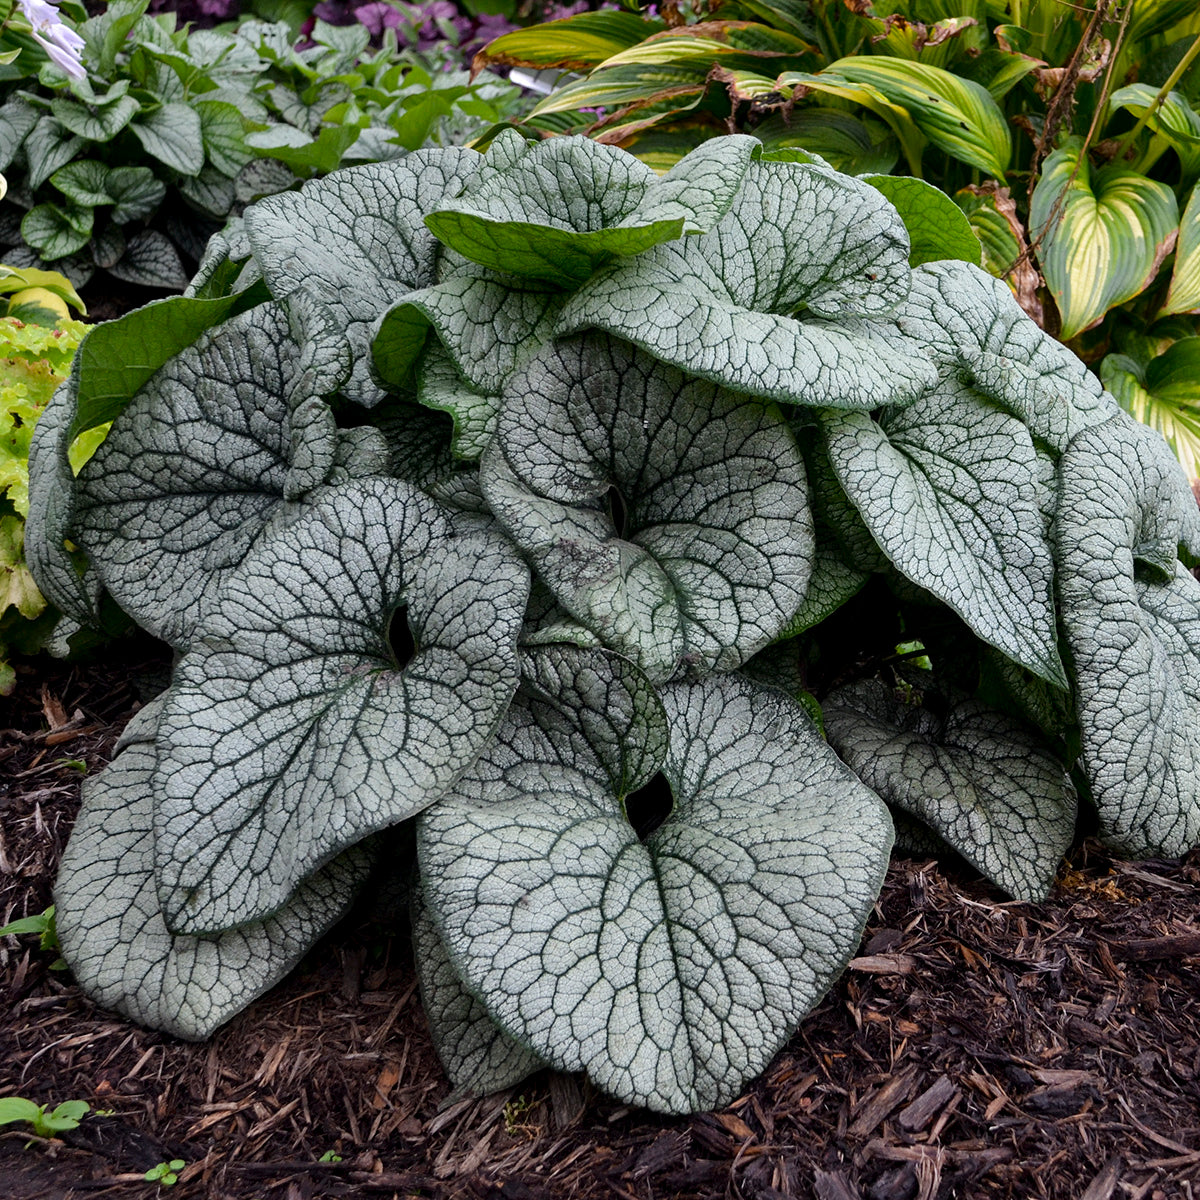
25, 134, 1200, 1115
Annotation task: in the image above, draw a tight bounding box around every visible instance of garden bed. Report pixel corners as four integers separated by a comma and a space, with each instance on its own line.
2, 652, 1199, 1200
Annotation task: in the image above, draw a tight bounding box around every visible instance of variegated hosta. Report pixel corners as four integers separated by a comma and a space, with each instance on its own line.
27, 135, 1200, 1116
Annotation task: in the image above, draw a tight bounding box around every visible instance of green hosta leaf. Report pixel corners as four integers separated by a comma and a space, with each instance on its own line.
27, 118, 84, 190
753, 110, 898, 176
1031, 137, 1179, 340
481, 334, 812, 682
820, 371, 1065, 688
1055, 414, 1200, 856
424, 133, 759, 286
954, 184, 1023, 279
1162, 184, 1200, 317
131, 103, 205, 176
70, 303, 356, 647
153, 478, 529, 933
411, 882, 544, 1098
244, 149, 481, 406
1110, 84, 1200, 179
21, 203, 94, 261
419, 662, 892, 1114
1101, 340, 1200, 482
558, 157, 935, 410
823, 679, 1075, 902
107, 230, 188, 290
50, 95, 140, 142
528, 62, 707, 125
822, 56, 1011, 177
55, 701, 375, 1039
861, 174, 982, 267
477, 11, 666, 72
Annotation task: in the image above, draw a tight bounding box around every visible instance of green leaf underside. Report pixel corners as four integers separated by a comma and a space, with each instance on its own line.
823, 679, 1075, 902
414, 343, 500, 462
244, 150, 482, 405
1031, 138, 1179, 341
71, 304, 345, 648
1055, 415, 1200, 857
557, 158, 936, 410
419, 663, 892, 1113
55, 702, 374, 1040
481, 334, 812, 682
411, 883, 544, 1097
861, 174, 982, 268
425, 133, 758, 286
153, 479, 529, 934
821, 371, 1066, 688
885, 261, 1115, 454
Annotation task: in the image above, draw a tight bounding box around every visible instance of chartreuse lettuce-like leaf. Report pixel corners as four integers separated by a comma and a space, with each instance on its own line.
1055, 415, 1200, 857
820, 369, 1066, 688
153, 478, 529, 934
823, 679, 1076, 902
557, 157, 935, 409
244, 150, 482, 405
419, 653, 892, 1114
69, 303, 377, 649
55, 702, 375, 1040
481, 334, 812, 682
424, 132, 759, 287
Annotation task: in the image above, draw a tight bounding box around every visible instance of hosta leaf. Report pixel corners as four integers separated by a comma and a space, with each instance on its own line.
70, 303, 357, 647
474, 10, 665, 72
130, 103, 205, 176
1031, 137, 1179, 340
55, 702, 374, 1039
1055, 414, 1200, 856
107, 230, 188, 290
558, 157, 935, 410
528, 62, 707, 124
1110, 84, 1200, 179
1162, 184, 1200, 316
820, 371, 1066, 688
822, 56, 1011, 177
154, 478, 528, 933
1102, 341, 1200, 481
419, 663, 892, 1114
21, 203, 94, 261
424, 133, 759, 286
823, 679, 1075, 902
244, 149, 481, 405
753, 109, 898, 176
860, 174, 982, 267
480, 334, 812, 682
50, 94, 140, 142
411, 882, 544, 1097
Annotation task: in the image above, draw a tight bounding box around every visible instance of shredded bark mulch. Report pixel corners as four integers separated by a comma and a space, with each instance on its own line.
2, 653, 1200, 1200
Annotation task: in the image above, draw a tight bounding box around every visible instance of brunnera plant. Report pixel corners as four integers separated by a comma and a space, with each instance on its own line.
27, 132, 1200, 1116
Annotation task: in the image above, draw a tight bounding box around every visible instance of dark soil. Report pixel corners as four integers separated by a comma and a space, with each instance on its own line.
2, 653, 1200, 1200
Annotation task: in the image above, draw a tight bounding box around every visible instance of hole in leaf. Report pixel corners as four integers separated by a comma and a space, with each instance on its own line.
623, 772, 673, 842
387, 605, 418, 669
606, 485, 629, 539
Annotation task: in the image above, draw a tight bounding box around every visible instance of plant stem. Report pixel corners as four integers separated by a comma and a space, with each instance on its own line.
1113, 31, 1200, 162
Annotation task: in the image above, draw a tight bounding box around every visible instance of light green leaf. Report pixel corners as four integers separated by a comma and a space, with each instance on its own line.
1162, 184, 1200, 316
130, 103, 205, 176
1055, 413, 1200, 856
480, 333, 812, 682
412, 342, 501, 462
772, 522, 869, 640
419, 662, 892, 1114
244, 120, 362, 176
153, 479, 529, 933
824, 679, 1076, 902
820, 370, 1066, 688
558, 157, 934, 411
822, 56, 1011, 177
55, 701, 375, 1039
424, 132, 759, 286
1101, 341, 1200, 482
1110, 84, 1200, 179
1031, 137, 1179, 340
476, 11, 666, 72
20, 203, 94, 261
861, 174, 982, 267
753, 109, 898, 177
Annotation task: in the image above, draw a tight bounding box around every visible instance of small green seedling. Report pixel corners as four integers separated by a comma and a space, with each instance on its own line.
144, 1160, 186, 1187
318, 1149, 342, 1163
0, 1097, 89, 1138
0, 905, 66, 969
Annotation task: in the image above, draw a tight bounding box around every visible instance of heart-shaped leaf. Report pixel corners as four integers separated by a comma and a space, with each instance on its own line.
824, 679, 1076, 901
1031, 137, 1179, 340
153, 478, 529, 933
861, 174, 982, 268
1162, 184, 1200, 317
54, 701, 375, 1039
131, 102, 205, 176
480, 334, 812, 682
419, 656, 892, 1114
557, 157, 935, 410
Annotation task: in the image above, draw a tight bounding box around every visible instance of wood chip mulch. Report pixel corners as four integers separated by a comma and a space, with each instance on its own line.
2, 652, 1200, 1200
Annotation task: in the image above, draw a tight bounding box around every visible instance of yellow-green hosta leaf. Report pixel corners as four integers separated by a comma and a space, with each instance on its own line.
1163, 184, 1200, 316
474, 10, 665, 73
1031, 137, 1179, 340
528, 63, 707, 121
754, 110, 898, 176
821, 56, 1011, 178
600, 21, 814, 69
955, 185, 1021, 277
1101, 340, 1200, 482
1110, 84, 1200, 179
861, 174, 982, 267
